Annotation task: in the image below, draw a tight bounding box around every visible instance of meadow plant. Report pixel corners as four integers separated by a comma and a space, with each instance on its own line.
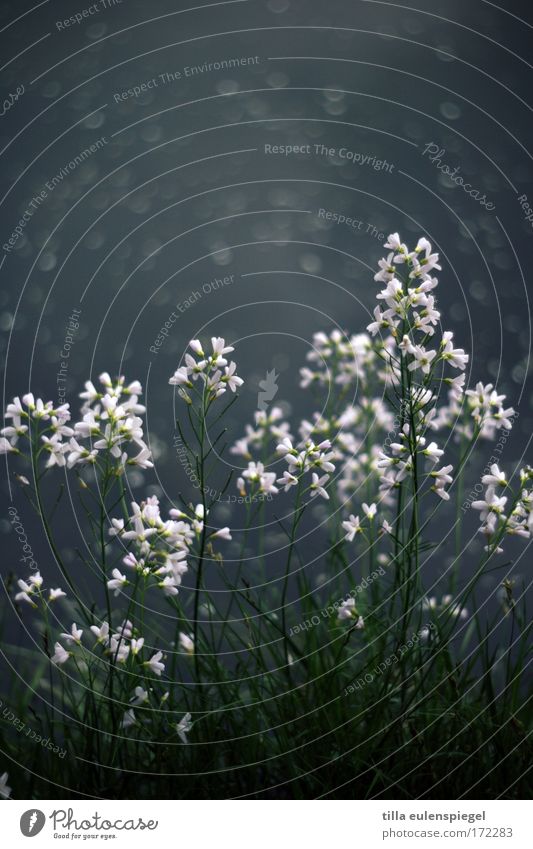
1, 235, 531, 799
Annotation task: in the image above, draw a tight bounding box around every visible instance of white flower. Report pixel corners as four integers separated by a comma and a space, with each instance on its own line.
312, 448, 336, 474
231, 438, 251, 459
472, 486, 507, 522
5, 396, 24, 420
423, 442, 444, 463
441, 331, 468, 370
79, 380, 100, 405
482, 464, 507, 487
277, 470, 298, 491
176, 712, 193, 743
60, 623, 83, 644
189, 339, 204, 356
15, 577, 38, 607
144, 650, 165, 676
107, 568, 128, 596
243, 461, 278, 495
169, 366, 192, 387
342, 514, 361, 541
337, 598, 365, 628
116, 619, 133, 639
211, 527, 232, 541
430, 464, 453, 499
48, 588, 67, 602
109, 518, 125, 537
337, 597, 356, 620
130, 637, 145, 655
362, 502, 377, 520
121, 709, 136, 729
74, 410, 100, 439
90, 621, 110, 645
157, 576, 180, 596
445, 373, 466, 399
384, 232, 406, 253
128, 444, 153, 469
169, 338, 241, 400
108, 637, 130, 664
430, 465, 453, 487
41, 434, 68, 468
299, 367, 317, 388
309, 472, 329, 500
408, 345, 436, 375
276, 437, 295, 457
0, 437, 17, 454
131, 686, 149, 705
414, 236, 432, 255
367, 305, 399, 337
67, 438, 97, 467
51, 642, 70, 665
186, 353, 207, 379
374, 252, 396, 282
211, 336, 234, 360
376, 277, 403, 308
223, 361, 244, 392
179, 632, 195, 655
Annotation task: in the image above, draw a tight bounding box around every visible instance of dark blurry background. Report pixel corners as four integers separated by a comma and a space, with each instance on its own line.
1, 0, 532, 648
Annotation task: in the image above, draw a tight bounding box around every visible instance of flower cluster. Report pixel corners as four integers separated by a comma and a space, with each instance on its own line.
300, 330, 377, 391
169, 337, 243, 402
336, 597, 365, 628
108, 496, 231, 597
15, 571, 66, 608
237, 461, 279, 497
52, 615, 169, 678
366, 234, 468, 502
423, 594, 468, 621
1, 374, 152, 473
429, 381, 515, 443
74, 373, 152, 469
341, 501, 387, 541
368, 233, 468, 378
1, 394, 71, 465
275, 436, 336, 500
231, 406, 292, 461
465, 383, 516, 439
472, 465, 533, 553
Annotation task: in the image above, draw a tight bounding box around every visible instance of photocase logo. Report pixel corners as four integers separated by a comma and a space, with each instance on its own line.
20, 809, 46, 837
257, 368, 279, 411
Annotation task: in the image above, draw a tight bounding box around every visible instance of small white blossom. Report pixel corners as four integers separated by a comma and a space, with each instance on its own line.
131, 686, 149, 705
176, 712, 193, 743
482, 464, 507, 487
144, 650, 165, 677
90, 621, 110, 645
342, 514, 362, 541
60, 623, 83, 645
179, 632, 195, 655
309, 472, 330, 500
51, 642, 70, 665
107, 569, 128, 596
121, 709, 136, 729
211, 527, 232, 541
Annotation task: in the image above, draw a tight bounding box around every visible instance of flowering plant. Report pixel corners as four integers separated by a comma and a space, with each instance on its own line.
1, 235, 531, 800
